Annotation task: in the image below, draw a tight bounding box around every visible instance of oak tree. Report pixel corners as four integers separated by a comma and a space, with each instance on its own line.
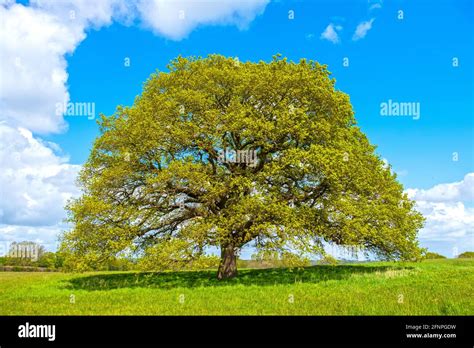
61, 55, 424, 279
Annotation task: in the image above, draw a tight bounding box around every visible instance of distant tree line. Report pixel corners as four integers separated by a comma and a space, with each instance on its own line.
0, 241, 64, 270
2, 241, 472, 272
423, 251, 474, 260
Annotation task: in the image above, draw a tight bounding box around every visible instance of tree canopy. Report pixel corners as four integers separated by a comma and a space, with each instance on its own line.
60, 55, 424, 279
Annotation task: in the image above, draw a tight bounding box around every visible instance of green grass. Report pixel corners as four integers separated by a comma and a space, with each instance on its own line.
0, 259, 472, 315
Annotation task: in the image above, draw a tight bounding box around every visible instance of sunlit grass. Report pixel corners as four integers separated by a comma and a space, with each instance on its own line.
0, 259, 472, 315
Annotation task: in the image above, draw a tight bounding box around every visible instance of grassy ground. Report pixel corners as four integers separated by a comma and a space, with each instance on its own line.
0, 259, 472, 315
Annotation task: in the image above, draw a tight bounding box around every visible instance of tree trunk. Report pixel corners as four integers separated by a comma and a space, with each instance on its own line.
217, 243, 237, 280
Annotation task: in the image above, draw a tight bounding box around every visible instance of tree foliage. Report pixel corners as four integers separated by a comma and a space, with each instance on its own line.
318, 255, 339, 265
423, 251, 446, 259
251, 250, 311, 268
60, 55, 424, 279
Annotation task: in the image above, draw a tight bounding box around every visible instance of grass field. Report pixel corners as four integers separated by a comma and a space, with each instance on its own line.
0, 259, 472, 315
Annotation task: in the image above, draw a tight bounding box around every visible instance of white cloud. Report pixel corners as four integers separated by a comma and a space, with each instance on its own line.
406, 173, 474, 203
29, 0, 122, 26
0, 124, 81, 227
352, 18, 375, 41
0, 224, 67, 254
414, 201, 474, 242
0, 1, 118, 249
0, 4, 80, 134
405, 173, 474, 252
0, 1, 270, 134
320, 23, 342, 44
136, 0, 269, 40
0, 0, 127, 134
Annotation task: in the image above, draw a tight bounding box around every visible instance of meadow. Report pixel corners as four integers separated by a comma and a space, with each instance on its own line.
0, 259, 472, 315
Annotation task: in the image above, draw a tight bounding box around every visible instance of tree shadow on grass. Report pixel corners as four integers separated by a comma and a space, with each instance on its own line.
64, 264, 414, 291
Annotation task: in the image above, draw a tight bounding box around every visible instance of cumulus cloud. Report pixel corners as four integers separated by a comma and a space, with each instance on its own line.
136, 0, 269, 40
352, 18, 375, 41
0, 4, 80, 134
414, 201, 474, 242
406, 173, 474, 254
0, 0, 270, 134
0, 124, 81, 227
0, 224, 67, 254
406, 173, 474, 203
29, 0, 125, 26
320, 23, 342, 44
0, 124, 81, 252
0, 0, 129, 134
0, 0, 116, 250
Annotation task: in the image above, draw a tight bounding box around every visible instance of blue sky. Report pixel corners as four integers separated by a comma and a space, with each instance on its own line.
48, 0, 473, 189
0, 0, 473, 258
